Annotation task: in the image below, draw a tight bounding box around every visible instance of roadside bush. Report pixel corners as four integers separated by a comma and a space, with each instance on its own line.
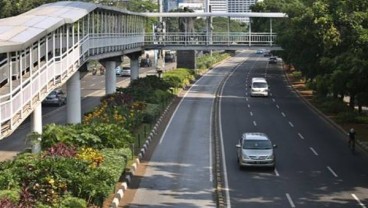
336, 111, 360, 123
100, 148, 131, 182
336, 111, 368, 124
142, 103, 161, 123
58, 195, 87, 208
41, 123, 134, 149
312, 96, 348, 114
0, 190, 19, 204
163, 68, 195, 89
147, 89, 173, 104
291, 71, 302, 80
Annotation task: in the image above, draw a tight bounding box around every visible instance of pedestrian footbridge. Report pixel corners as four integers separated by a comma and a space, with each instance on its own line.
0, 1, 286, 140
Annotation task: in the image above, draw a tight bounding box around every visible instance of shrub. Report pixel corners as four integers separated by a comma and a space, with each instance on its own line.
291, 71, 302, 80
313, 96, 348, 114
336, 111, 368, 124
142, 103, 161, 123
0, 190, 19, 204
58, 195, 87, 208
100, 148, 132, 182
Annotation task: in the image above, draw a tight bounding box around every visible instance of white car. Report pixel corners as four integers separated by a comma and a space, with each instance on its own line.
250, 77, 269, 97
116, 66, 131, 76
236, 132, 276, 170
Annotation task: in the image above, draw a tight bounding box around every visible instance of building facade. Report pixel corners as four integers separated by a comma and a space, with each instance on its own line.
163, 0, 258, 22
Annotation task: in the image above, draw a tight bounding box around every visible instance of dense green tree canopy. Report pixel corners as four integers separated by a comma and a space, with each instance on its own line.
252, 0, 368, 110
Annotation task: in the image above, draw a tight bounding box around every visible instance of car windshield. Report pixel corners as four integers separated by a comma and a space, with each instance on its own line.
243, 140, 272, 149
253, 83, 268, 88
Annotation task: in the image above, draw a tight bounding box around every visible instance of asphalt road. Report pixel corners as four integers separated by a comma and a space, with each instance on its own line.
0, 66, 161, 161
220, 52, 368, 207
125, 53, 248, 207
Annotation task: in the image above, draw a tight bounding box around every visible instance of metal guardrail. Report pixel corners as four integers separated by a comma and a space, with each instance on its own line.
144, 32, 277, 47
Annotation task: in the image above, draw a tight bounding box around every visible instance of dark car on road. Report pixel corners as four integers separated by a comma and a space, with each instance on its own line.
269, 57, 277, 64
42, 89, 66, 106
164, 51, 176, 63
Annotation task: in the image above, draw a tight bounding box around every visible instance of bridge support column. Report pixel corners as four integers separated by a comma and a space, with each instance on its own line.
177, 50, 196, 70
100, 57, 121, 94
30, 104, 42, 153
126, 51, 142, 81
66, 71, 81, 124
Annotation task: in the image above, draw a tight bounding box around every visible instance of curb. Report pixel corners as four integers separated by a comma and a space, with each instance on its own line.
109, 99, 174, 208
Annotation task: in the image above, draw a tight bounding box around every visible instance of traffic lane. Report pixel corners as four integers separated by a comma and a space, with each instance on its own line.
220, 96, 288, 208
127, 62, 232, 207
220, 56, 290, 207
250, 61, 368, 206
220, 55, 364, 207
267, 68, 368, 206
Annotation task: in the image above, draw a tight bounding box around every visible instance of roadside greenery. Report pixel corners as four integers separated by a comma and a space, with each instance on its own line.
197, 52, 231, 74
252, 0, 368, 112
0, 67, 201, 207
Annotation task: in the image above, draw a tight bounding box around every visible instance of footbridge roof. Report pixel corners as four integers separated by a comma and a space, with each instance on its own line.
0, 1, 141, 53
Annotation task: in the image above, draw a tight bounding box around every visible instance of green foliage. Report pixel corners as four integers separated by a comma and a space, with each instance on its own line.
336, 111, 368, 124
58, 195, 87, 208
197, 52, 230, 72
100, 148, 132, 182
163, 68, 195, 89
313, 96, 349, 114
41, 123, 134, 149
0, 189, 19, 203
291, 71, 302, 80
142, 103, 161, 123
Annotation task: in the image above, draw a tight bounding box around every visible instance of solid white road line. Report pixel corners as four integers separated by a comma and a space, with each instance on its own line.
352, 194, 367, 208
309, 147, 319, 156
327, 166, 338, 177
253, 121, 257, 126
286, 193, 296, 208
281, 112, 286, 117
298, 133, 304, 140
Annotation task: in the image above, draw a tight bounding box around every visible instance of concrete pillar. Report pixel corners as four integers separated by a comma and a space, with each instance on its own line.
131, 58, 139, 80
177, 50, 196, 70
100, 57, 122, 95
126, 51, 142, 81
103, 61, 116, 94
30, 104, 42, 153
66, 71, 81, 124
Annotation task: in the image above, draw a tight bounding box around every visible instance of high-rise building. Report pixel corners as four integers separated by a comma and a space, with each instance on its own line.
208, 0, 227, 13
228, 0, 258, 22
163, 0, 258, 22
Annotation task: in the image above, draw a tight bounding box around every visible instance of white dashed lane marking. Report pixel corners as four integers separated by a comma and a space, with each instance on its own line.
248, 104, 251, 108
286, 193, 296, 208
253, 121, 257, 126
281, 112, 286, 117
352, 194, 367, 208
298, 133, 304, 140
276, 104, 280, 109
288, 121, 294, 127
309, 147, 319, 156
327, 166, 338, 177
250, 112, 253, 116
